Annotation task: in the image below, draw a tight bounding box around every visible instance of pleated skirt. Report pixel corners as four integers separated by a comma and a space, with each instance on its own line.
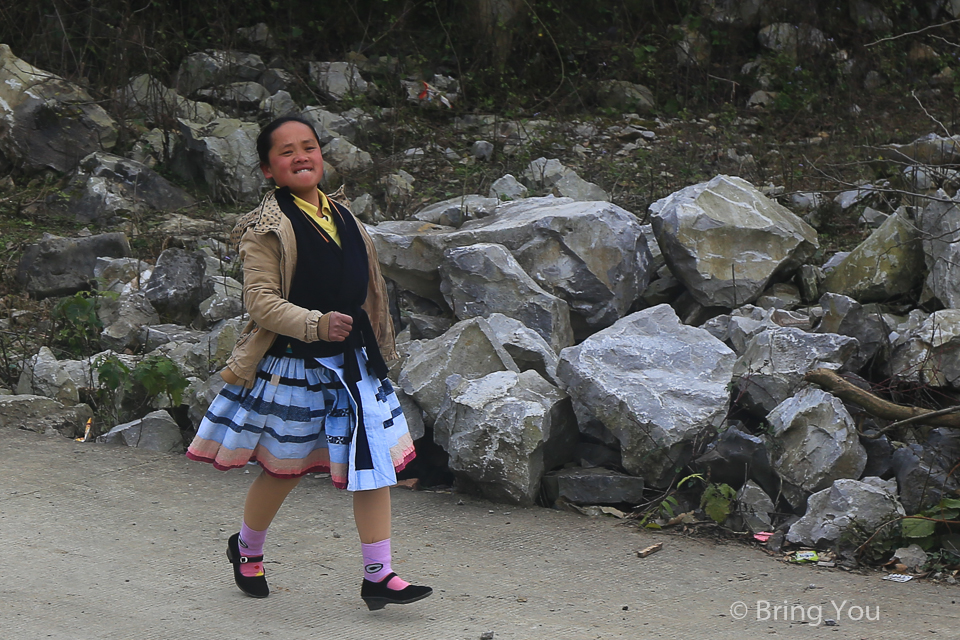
185, 351, 415, 491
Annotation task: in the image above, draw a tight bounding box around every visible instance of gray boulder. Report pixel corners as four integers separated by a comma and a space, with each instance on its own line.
309, 62, 369, 101
59, 152, 196, 224
489, 174, 528, 201
412, 195, 499, 228
196, 81, 270, 110
141, 324, 207, 352
767, 387, 867, 508
177, 118, 263, 204
435, 370, 577, 505
175, 50, 266, 96
892, 430, 960, 514
399, 316, 519, 423
440, 243, 574, 352
885, 309, 960, 388
878, 133, 960, 166
484, 313, 561, 384
822, 209, 925, 302
117, 74, 224, 127
557, 304, 736, 488
786, 478, 904, 547
261, 90, 299, 119
0, 45, 117, 173
595, 80, 655, 113
97, 409, 184, 453
16, 347, 83, 405
366, 220, 455, 307
694, 424, 780, 500
816, 293, 891, 372
144, 248, 212, 324
448, 197, 653, 331
199, 275, 243, 324
850, 0, 892, 32
16, 233, 131, 298
918, 194, 960, 309
154, 316, 247, 380
100, 291, 161, 351
522, 158, 609, 201
736, 480, 776, 534
541, 467, 645, 506
732, 327, 858, 415
321, 137, 373, 172
185, 374, 227, 429
758, 23, 828, 59
300, 106, 365, 145
0, 394, 92, 438
650, 175, 818, 308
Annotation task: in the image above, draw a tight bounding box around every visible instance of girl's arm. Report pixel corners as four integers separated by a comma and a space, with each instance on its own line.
239, 229, 334, 341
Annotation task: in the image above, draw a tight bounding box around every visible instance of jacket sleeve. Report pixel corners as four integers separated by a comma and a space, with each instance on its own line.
239, 228, 325, 343
357, 220, 399, 362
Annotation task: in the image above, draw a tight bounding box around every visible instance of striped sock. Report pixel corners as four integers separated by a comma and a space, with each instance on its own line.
238, 521, 267, 578
362, 539, 410, 590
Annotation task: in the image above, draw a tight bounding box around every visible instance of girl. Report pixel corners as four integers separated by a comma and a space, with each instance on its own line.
186, 116, 431, 611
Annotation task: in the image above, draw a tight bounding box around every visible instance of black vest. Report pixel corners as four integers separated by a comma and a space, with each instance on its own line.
266, 188, 388, 384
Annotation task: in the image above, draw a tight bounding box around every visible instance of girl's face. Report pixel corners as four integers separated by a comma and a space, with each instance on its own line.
260, 121, 324, 198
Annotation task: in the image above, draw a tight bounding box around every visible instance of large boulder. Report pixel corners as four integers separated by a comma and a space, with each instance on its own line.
892, 429, 960, 514
399, 317, 519, 423
59, 152, 196, 224
821, 209, 925, 302
177, 118, 263, 204
557, 304, 736, 488
117, 74, 225, 127
650, 175, 818, 308
175, 50, 266, 96
321, 137, 373, 172
15, 233, 131, 298
767, 387, 867, 508
99, 291, 161, 351
434, 370, 577, 505
483, 313, 561, 384
440, 243, 574, 352
786, 478, 904, 547
816, 293, 890, 372
0, 45, 117, 173
447, 197, 653, 331
732, 327, 858, 415
918, 194, 960, 309
0, 394, 92, 437
309, 62, 370, 101
885, 309, 960, 389
366, 221, 455, 307
412, 195, 499, 228
16, 346, 82, 405
97, 409, 184, 453
541, 467, 646, 506
595, 80, 656, 113
199, 276, 243, 325
694, 424, 780, 500
144, 248, 212, 324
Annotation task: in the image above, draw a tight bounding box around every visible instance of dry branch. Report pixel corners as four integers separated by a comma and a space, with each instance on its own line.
803, 368, 960, 429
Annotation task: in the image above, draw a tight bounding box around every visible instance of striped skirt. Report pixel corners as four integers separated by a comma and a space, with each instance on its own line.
185, 351, 415, 491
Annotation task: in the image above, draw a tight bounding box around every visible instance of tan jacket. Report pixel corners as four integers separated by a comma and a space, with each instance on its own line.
221, 188, 397, 387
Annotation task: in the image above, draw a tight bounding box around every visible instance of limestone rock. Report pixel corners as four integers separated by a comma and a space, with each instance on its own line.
434, 370, 576, 505
650, 175, 818, 308
365, 220, 455, 307
199, 275, 243, 324
15, 233, 131, 299
175, 50, 265, 96
557, 304, 736, 488
100, 291, 161, 351
177, 118, 264, 204
786, 478, 904, 547
767, 387, 867, 507
885, 309, 960, 388
732, 327, 858, 415
816, 293, 890, 372
489, 174, 528, 201
412, 195, 499, 228
483, 313, 561, 385
144, 248, 212, 324
399, 316, 519, 423
821, 209, 924, 302
892, 430, 960, 514
918, 194, 960, 309
16, 347, 82, 405
596, 80, 655, 113
97, 409, 184, 453
195, 81, 269, 110
440, 243, 574, 352
736, 480, 776, 534
322, 137, 373, 172
541, 467, 645, 506
185, 374, 226, 429
309, 62, 369, 101
0, 45, 118, 173
758, 23, 828, 59
878, 133, 960, 166
694, 424, 780, 500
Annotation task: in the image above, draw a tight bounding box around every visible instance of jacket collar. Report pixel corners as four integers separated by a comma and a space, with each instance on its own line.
230, 186, 351, 249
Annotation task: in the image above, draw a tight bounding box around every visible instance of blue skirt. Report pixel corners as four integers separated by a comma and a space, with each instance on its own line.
186, 351, 415, 491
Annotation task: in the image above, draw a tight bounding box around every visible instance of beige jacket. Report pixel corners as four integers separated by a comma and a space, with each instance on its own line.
221, 188, 397, 387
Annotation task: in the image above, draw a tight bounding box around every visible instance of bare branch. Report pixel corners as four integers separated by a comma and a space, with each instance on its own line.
912, 91, 952, 138
865, 19, 960, 47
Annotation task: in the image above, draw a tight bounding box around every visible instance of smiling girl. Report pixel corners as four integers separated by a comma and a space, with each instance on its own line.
186, 116, 431, 610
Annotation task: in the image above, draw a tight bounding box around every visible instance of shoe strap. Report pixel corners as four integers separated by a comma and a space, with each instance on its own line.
239, 554, 264, 563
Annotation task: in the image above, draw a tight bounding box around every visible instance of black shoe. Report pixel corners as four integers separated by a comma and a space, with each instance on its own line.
226, 532, 269, 598
361, 573, 433, 611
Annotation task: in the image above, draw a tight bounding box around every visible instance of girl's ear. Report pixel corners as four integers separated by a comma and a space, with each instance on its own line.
260, 163, 273, 180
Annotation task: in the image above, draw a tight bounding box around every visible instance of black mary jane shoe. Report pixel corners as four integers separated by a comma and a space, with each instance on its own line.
226, 532, 269, 598
361, 573, 433, 611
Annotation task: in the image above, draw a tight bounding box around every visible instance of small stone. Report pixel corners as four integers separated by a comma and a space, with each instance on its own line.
480, 632, 495, 640
824, 619, 838, 626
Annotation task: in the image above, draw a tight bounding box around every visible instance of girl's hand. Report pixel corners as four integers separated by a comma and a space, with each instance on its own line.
326, 312, 353, 342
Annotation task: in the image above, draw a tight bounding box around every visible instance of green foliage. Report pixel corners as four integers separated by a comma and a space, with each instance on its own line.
133, 354, 190, 407
902, 498, 960, 551
93, 353, 189, 425
700, 482, 737, 524
52, 291, 105, 355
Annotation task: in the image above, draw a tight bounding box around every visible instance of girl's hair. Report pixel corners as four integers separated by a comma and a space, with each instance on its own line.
256, 116, 322, 166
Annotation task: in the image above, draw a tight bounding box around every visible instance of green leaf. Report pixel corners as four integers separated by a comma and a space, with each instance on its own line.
902, 517, 937, 539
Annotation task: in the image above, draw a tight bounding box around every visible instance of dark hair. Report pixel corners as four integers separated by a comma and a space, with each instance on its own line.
256, 116, 322, 166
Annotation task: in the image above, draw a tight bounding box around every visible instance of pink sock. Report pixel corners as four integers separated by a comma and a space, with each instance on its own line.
361, 539, 410, 590
238, 521, 267, 578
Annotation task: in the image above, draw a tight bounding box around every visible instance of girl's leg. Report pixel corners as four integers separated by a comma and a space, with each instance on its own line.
353, 486, 391, 544
234, 471, 302, 578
